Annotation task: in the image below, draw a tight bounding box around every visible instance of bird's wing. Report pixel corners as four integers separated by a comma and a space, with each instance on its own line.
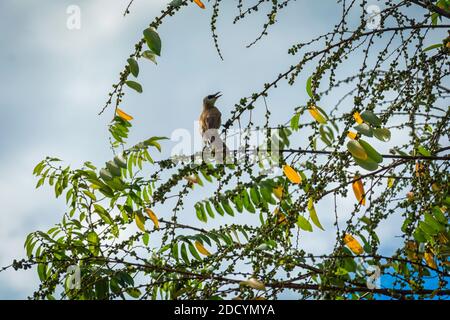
205, 107, 222, 130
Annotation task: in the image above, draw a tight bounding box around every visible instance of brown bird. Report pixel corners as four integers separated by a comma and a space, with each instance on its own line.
199, 92, 229, 163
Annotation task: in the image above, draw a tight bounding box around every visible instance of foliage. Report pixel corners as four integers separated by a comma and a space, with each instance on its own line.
3, 0, 450, 300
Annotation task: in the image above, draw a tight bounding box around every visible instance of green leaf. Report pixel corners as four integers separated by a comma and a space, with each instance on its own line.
87, 231, 99, 256
180, 243, 190, 264
126, 288, 141, 299
297, 215, 313, 232
353, 156, 379, 171
423, 43, 443, 52
205, 201, 215, 218
142, 50, 157, 64
127, 58, 139, 77
290, 113, 300, 131
249, 187, 261, 206
135, 211, 146, 232
188, 242, 202, 261
143, 27, 161, 56
360, 111, 382, 127
171, 243, 179, 260
83, 190, 97, 201
195, 203, 207, 223
94, 204, 114, 224
213, 200, 225, 216
424, 213, 444, 232
419, 221, 438, 236
373, 128, 391, 142
417, 146, 431, 157
347, 140, 368, 160
260, 187, 276, 205
125, 80, 143, 93
169, 0, 183, 8
359, 139, 383, 163
221, 198, 234, 216
143, 233, 149, 246
241, 189, 256, 213
232, 195, 243, 213
308, 198, 324, 231
306, 76, 313, 98
354, 123, 373, 137
106, 161, 121, 177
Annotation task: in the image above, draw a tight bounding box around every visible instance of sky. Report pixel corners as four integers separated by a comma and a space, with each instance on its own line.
0, 0, 447, 299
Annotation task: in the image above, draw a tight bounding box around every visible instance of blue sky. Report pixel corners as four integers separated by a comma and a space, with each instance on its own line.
0, 0, 447, 299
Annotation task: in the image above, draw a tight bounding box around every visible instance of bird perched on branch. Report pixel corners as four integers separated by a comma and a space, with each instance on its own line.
199, 92, 230, 163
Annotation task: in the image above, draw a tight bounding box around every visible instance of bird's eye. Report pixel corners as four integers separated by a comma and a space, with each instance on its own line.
207, 95, 213, 99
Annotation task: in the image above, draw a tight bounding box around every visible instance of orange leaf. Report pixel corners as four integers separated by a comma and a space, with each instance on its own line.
352, 176, 366, 206
195, 241, 211, 256
344, 234, 364, 254
347, 131, 358, 140
116, 108, 134, 121
145, 208, 159, 229
283, 165, 302, 184
193, 0, 205, 9
353, 112, 363, 124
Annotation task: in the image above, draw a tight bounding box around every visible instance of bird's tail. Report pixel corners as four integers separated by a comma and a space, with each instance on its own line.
202, 129, 231, 164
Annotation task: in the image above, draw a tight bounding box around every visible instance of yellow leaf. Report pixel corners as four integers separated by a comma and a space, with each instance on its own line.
431, 183, 440, 192
344, 234, 364, 254
116, 108, 134, 121
145, 208, 159, 229
347, 131, 358, 140
424, 251, 437, 269
352, 176, 366, 206
273, 186, 283, 200
135, 211, 146, 232
195, 241, 211, 256
387, 177, 395, 188
193, 0, 205, 9
283, 165, 302, 184
308, 106, 327, 124
273, 207, 287, 224
353, 111, 363, 124
407, 191, 414, 201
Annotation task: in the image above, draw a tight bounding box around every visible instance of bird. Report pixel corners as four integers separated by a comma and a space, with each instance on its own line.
199, 92, 230, 163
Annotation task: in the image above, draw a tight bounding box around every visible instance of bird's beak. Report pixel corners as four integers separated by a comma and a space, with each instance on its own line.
213, 92, 222, 99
